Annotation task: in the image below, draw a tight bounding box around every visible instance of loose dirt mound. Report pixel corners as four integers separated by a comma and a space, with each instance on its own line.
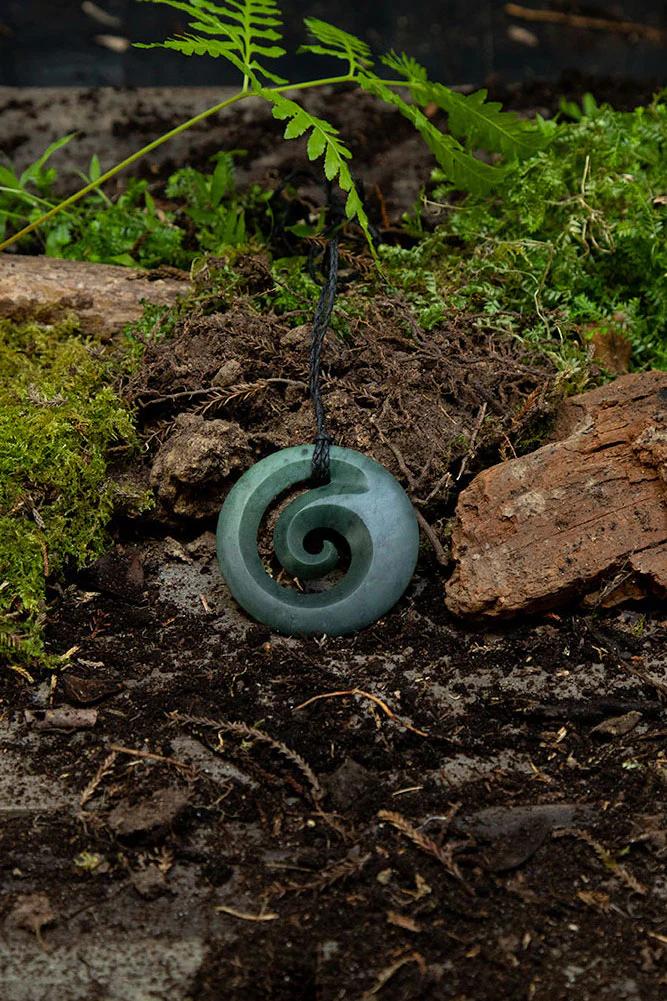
129, 276, 557, 545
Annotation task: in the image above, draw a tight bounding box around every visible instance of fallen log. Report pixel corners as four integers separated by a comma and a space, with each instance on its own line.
0, 254, 188, 338
446, 371, 667, 618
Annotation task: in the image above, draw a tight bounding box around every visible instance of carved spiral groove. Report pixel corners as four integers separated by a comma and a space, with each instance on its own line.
216, 445, 419, 636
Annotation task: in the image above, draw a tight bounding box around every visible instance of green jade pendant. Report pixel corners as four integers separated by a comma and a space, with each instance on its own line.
217, 445, 419, 636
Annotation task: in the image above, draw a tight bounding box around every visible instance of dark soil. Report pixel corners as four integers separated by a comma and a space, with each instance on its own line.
1, 536, 666, 999
3, 290, 666, 999
1, 84, 667, 1000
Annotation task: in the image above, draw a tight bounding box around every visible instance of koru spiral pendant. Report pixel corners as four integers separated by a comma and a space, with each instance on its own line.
216, 445, 419, 636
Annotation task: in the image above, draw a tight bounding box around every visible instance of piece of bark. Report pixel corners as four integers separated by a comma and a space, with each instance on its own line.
61, 674, 122, 706
590, 711, 642, 738
446, 371, 667, 618
0, 254, 188, 338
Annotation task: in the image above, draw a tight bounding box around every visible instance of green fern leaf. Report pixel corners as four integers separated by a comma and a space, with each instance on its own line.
263, 90, 373, 248
299, 18, 373, 73
306, 130, 327, 160
381, 51, 548, 160
359, 76, 505, 194
381, 50, 427, 85
135, 0, 287, 86
419, 84, 550, 160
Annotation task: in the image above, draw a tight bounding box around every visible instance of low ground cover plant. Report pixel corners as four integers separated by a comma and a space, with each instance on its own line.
0, 146, 269, 267
0, 321, 136, 674
384, 94, 667, 373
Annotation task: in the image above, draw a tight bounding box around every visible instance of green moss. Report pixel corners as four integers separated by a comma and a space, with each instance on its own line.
512, 412, 558, 456
267, 256, 321, 322
0, 318, 136, 674
383, 96, 667, 376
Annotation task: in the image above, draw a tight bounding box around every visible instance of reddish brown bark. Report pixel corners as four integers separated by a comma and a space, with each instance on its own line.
446, 372, 667, 618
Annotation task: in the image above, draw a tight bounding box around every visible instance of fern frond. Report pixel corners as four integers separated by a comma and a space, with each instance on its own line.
262, 90, 373, 247
135, 0, 287, 86
359, 76, 505, 195
300, 18, 373, 73
381, 51, 547, 161
418, 84, 550, 160
381, 50, 427, 85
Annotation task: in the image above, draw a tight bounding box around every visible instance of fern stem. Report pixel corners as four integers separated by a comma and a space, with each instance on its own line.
274, 74, 354, 92
0, 73, 355, 254
372, 79, 430, 89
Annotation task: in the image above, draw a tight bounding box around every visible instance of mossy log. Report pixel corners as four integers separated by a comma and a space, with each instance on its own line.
0, 255, 188, 338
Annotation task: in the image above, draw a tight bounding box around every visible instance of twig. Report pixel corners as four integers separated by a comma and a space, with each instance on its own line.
382, 438, 418, 492
505, 3, 667, 44
138, 378, 307, 408
294, 688, 428, 737
215, 904, 279, 921
278, 851, 371, 895
617, 658, 667, 703
648, 932, 667, 946
456, 403, 488, 481
415, 510, 448, 566
361, 952, 426, 1000
588, 626, 667, 703
80, 750, 118, 807
417, 468, 454, 506
107, 743, 195, 777
553, 828, 647, 895
373, 427, 448, 564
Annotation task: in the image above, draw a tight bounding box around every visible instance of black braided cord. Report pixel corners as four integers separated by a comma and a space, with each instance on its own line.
308, 235, 339, 484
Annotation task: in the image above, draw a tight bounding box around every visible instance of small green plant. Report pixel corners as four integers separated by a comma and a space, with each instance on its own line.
559, 92, 601, 122
0, 0, 547, 256
0, 134, 75, 242
382, 95, 667, 373
0, 320, 136, 674
0, 144, 271, 266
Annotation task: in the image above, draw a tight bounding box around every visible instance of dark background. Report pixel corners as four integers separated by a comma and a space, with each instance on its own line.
0, 1, 666, 88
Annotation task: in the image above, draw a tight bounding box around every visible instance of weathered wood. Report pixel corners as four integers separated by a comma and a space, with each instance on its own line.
0, 255, 188, 337
446, 371, 667, 618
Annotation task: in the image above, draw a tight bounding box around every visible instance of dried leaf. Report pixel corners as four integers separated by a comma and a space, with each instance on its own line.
9, 894, 56, 940
591, 711, 642, 737
387, 911, 421, 932
577, 890, 611, 911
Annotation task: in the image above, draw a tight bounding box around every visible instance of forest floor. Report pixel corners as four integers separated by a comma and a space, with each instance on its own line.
1, 79, 666, 1001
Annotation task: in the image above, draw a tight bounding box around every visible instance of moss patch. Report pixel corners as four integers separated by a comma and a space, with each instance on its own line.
0, 318, 136, 674
382, 96, 667, 377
